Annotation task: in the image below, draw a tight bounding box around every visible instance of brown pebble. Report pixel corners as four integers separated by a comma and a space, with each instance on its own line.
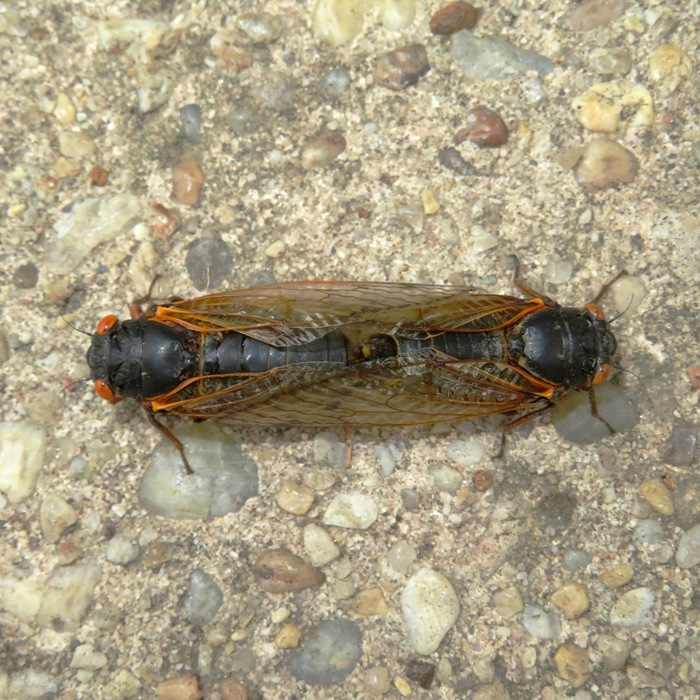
472, 469, 493, 492
13, 262, 39, 289
553, 644, 593, 688
149, 201, 182, 238
456, 107, 508, 147
430, 2, 479, 35
564, 0, 625, 31
687, 366, 700, 390
215, 677, 249, 700
404, 659, 436, 690
301, 131, 346, 170
353, 587, 389, 617
172, 158, 205, 206
438, 146, 475, 175
90, 165, 109, 186
374, 44, 430, 91
253, 548, 325, 593
573, 138, 639, 192
156, 674, 203, 700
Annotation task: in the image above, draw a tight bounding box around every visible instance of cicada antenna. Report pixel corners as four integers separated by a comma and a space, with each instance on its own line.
61, 315, 91, 336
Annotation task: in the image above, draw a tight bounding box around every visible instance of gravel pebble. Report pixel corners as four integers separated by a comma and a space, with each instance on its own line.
602, 562, 634, 588
430, 464, 463, 494
564, 0, 625, 30
550, 581, 589, 618
302, 131, 346, 169
450, 33, 554, 80
553, 644, 592, 688
595, 634, 629, 670
287, 619, 362, 686
610, 587, 655, 627
313, 431, 346, 468
639, 478, 674, 515
492, 586, 523, 618
676, 522, 700, 569
353, 587, 389, 617
573, 138, 639, 192
456, 107, 508, 147
374, 44, 430, 91
180, 104, 202, 145
39, 494, 78, 543
323, 491, 378, 529
58, 131, 96, 159
311, 0, 367, 46
37, 563, 102, 631
253, 548, 325, 593
429, 1, 479, 35
105, 535, 139, 565
303, 524, 341, 566
386, 540, 417, 574
156, 674, 203, 700
662, 420, 698, 466
522, 605, 561, 639
186, 233, 233, 291
401, 568, 460, 654
0, 421, 48, 504
634, 519, 665, 545
185, 569, 223, 627
70, 643, 107, 670
172, 158, 205, 206
276, 480, 315, 515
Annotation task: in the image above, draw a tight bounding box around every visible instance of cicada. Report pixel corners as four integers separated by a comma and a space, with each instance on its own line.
86, 261, 620, 459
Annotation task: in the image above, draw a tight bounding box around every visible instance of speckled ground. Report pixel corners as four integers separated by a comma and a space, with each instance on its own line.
1, 1, 699, 698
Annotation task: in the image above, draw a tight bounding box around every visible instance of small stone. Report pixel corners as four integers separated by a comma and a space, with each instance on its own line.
276, 480, 314, 515
58, 131, 96, 159
236, 12, 282, 44
394, 676, 411, 696
572, 83, 653, 132
522, 605, 561, 639
213, 677, 248, 700
105, 534, 139, 565
564, 0, 625, 31
589, 47, 633, 75
470, 224, 498, 253
287, 619, 362, 686
303, 524, 340, 566
639, 478, 674, 516
323, 491, 378, 529
493, 586, 523, 618
649, 45, 692, 95
676, 522, 700, 569
185, 569, 223, 627
39, 494, 78, 543
53, 93, 77, 125
553, 645, 593, 688
635, 519, 664, 545
103, 669, 140, 699
574, 138, 639, 191
364, 666, 391, 696
438, 146, 474, 175
562, 549, 591, 571
90, 165, 109, 186
551, 581, 589, 618
374, 44, 430, 91
602, 563, 634, 588
313, 431, 346, 468
472, 470, 493, 492
172, 158, 205, 206
401, 568, 460, 655
301, 131, 346, 169
274, 623, 302, 649
609, 274, 648, 315
429, 465, 463, 494
456, 107, 508, 147
429, 2, 479, 35
626, 666, 666, 689
185, 234, 233, 292
353, 587, 389, 617
264, 240, 286, 258
380, 0, 417, 31
386, 540, 417, 574
0, 421, 48, 503
253, 548, 325, 593
180, 104, 202, 145
311, 0, 368, 46
53, 156, 81, 178
595, 634, 629, 670
70, 643, 107, 670
610, 587, 655, 627
420, 188, 439, 214
156, 674, 203, 700
37, 563, 102, 631
662, 420, 698, 466
405, 658, 436, 689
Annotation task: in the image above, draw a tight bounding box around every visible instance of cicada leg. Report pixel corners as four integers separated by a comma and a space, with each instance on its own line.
146, 412, 193, 474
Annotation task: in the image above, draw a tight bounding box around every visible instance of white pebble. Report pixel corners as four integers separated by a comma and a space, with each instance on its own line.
610, 587, 655, 627
523, 605, 561, 639
401, 568, 460, 654
0, 421, 48, 504
446, 439, 484, 466
676, 522, 700, 569
70, 643, 107, 670
40, 494, 78, 543
303, 523, 341, 566
323, 491, 378, 529
470, 224, 498, 253
105, 535, 139, 565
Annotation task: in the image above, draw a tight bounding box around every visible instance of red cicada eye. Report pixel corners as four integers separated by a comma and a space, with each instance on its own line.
96, 315, 118, 335
584, 303, 606, 321
94, 379, 115, 401
592, 363, 611, 385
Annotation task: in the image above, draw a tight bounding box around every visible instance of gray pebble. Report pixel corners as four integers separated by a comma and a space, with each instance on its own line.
185, 569, 223, 627
180, 103, 202, 144
288, 619, 362, 686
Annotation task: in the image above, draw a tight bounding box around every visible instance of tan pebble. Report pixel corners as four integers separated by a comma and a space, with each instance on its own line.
156, 674, 203, 700
572, 84, 622, 132
492, 586, 523, 617
276, 480, 314, 515
353, 587, 389, 617
53, 93, 76, 125
301, 131, 346, 169
216, 676, 249, 700
551, 581, 589, 618
374, 44, 430, 91
394, 675, 412, 696
274, 623, 302, 649
172, 158, 205, 206
253, 548, 325, 593
553, 644, 593, 688
574, 138, 639, 192
602, 562, 634, 588
59, 131, 96, 159
649, 45, 692, 84
429, 2, 479, 35
420, 189, 439, 214
40, 494, 78, 543
565, 0, 625, 31
639, 478, 674, 515
626, 665, 666, 689
53, 156, 82, 178
595, 634, 629, 670
264, 240, 286, 259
